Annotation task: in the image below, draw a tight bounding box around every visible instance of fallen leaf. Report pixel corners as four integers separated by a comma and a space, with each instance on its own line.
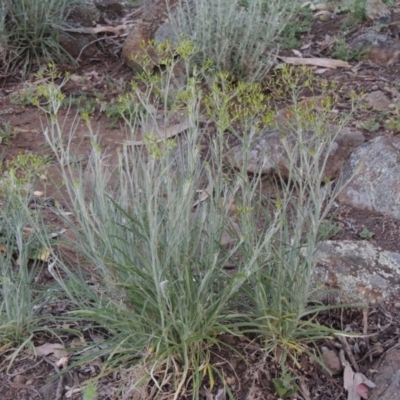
34, 343, 68, 359
315, 68, 329, 74
215, 387, 226, 400
61, 24, 127, 37
56, 356, 70, 369
65, 387, 82, 398
300, 42, 312, 50
343, 363, 354, 392
278, 56, 351, 69
125, 120, 191, 146
192, 183, 212, 207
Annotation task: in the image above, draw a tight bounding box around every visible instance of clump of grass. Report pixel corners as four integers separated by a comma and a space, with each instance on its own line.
38, 58, 281, 398
0, 0, 76, 75
43, 120, 280, 398
169, 0, 296, 82
36, 57, 358, 398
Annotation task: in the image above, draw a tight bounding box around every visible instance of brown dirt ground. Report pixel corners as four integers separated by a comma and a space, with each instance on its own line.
1, 6, 400, 400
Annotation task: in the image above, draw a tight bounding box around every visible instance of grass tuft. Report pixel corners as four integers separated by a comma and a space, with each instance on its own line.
32, 53, 358, 398
170, 0, 296, 82
0, 0, 76, 75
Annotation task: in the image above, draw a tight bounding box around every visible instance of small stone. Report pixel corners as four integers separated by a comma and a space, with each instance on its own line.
317, 12, 331, 21
372, 342, 385, 356
13, 375, 26, 384
394, 302, 400, 309
364, 90, 392, 111
371, 85, 379, 91
389, 104, 396, 110
365, 0, 391, 23
322, 349, 343, 375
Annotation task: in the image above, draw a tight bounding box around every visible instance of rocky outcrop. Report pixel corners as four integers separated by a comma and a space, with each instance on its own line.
223, 128, 364, 180
365, 0, 391, 23
311, 240, 400, 304
338, 136, 400, 219
350, 32, 400, 66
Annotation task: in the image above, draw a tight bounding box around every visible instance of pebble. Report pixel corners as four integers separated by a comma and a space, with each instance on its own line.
13, 374, 26, 384
322, 349, 343, 375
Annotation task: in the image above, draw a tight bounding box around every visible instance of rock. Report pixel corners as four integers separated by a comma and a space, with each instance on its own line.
60, 2, 101, 58
350, 32, 400, 65
311, 240, 400, 304
60, 0, 126, 59
122, 0, 178, 72
338, 136, 400, 219
39, 380, 59, 399
94, 0, 124, 21
155, 21, 179, 46
322, 349, 343, 375
365, 0, 391, 23
364, 90, 392, 111
13, 374, 26, 384
67, 1, 101, 27
224, 128, 364, 180
59, 33, 98, 59
371, 349, 400, 400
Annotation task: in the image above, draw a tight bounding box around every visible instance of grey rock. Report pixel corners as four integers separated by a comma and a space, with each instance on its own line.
365, 0, 391, 23
311, 240, 400, 304
350, 32, 394, 51
350, 32, 400, 65
155, 21, 179, 46
224, 128, 364, 180
322, 349, 343, 375
364, 90, 392, 111
338, 136, 400, 219
39, 380, 59, 399
371, 349, 400, 400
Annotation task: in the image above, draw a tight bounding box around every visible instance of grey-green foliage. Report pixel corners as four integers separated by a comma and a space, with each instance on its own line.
169, 0, 296, 82
36, 57, 355, 397
40, 67, 282, 398
0, 174, 48, 345
0, 0, 76, 75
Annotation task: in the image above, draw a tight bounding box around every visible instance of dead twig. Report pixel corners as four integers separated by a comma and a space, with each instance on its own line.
337, 335, 360, 372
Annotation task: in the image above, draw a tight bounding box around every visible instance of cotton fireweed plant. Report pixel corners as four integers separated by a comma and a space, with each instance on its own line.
38, 49, 283, 399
